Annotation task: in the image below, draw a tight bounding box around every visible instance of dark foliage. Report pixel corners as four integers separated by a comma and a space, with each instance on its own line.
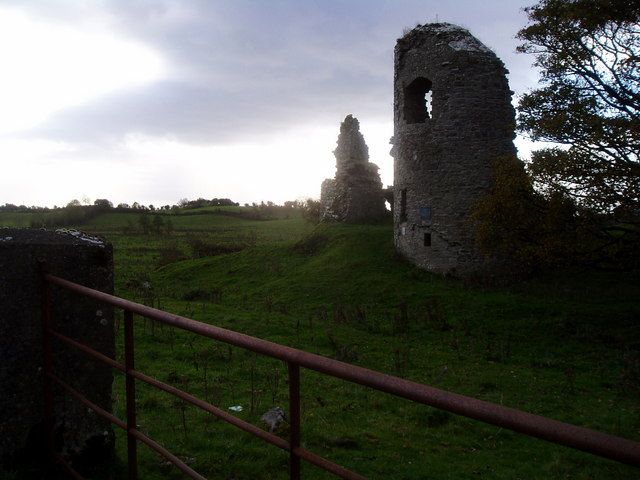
473, 155, 640, 273
517, 0, 640, 217
178, 197, 239, 209
185, 236, 245, 258
291, 231, 329, 255
28, 205, 103, 228
300, 199, 322, 223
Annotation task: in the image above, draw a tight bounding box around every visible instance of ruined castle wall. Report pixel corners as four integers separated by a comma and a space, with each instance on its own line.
320, 178, 337, 218
0, 229, 114, 470
392, 23, 517, 276
322, 115, 387, 223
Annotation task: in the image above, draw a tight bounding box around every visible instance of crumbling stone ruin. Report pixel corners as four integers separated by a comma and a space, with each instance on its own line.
391, 23, 517, 276
321, 115, 387, 223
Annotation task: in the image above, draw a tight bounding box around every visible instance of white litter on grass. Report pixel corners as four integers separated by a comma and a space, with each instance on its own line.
228, 405, 243, 412
0, 236, 13, 242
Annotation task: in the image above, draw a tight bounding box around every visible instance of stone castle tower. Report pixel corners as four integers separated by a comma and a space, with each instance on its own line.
391, 23, 517, 275
321, 115, 386, 223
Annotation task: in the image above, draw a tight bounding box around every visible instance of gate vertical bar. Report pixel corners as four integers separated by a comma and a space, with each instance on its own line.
124, 310, 138, 480
39, 261, 55, 468
288, 362, 301, 480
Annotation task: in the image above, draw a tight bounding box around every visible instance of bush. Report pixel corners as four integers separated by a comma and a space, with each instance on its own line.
292, 231, 329, 255
300, 199, 321, 223
156, 244, 187, 267
185, 236, 245, 258
472, 155, 603, 274
28, 205, 101, 228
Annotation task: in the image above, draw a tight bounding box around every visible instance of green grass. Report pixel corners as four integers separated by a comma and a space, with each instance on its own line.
2, 209, 639, 479
0, 211, 40, 227
77, 209, 312, 293
134, 224, 639, 479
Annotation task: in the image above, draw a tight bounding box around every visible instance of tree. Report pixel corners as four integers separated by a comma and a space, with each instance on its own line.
300, 199, 322, 223
93, 199, 113, 209
517, 0, 640, 218
472, 155, 597, 273
0, 203, 19, 212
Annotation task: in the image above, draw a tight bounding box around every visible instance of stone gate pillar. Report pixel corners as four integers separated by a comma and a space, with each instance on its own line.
0, 228, 115, 474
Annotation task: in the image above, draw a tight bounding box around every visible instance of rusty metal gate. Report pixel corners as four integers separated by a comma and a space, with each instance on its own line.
39, 266, 640, 479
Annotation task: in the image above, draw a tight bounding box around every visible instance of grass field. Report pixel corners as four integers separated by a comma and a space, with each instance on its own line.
0, 211, 40, 227
2, 209, 639, 479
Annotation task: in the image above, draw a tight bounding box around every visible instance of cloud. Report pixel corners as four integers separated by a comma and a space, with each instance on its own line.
14, 1, 393, 144
29, 72, 389, 145
13, 0, 534, 146
0, 6, 165, 136
1, 1, 541, 206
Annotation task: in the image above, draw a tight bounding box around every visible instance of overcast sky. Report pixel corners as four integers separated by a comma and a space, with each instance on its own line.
1, 0, 539, 208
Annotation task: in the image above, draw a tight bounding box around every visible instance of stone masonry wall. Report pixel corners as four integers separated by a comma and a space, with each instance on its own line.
320, 178, 336, 216
321, 115, 387, 223
391, 23, 517, 276
0, 229, 114, 471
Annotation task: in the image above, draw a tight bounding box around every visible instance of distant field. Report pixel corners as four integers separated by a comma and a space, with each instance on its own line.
77, 209, 312, 293
0, 211, 39, 227
2, 209, 639, 479
175, 205, 247, 213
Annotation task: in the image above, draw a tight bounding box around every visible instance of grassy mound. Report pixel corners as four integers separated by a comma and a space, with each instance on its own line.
135, 223, 640, 479
3, 208, 638, 478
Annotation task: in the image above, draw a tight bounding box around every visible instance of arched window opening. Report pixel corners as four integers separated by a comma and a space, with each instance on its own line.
404, 77, 432, 124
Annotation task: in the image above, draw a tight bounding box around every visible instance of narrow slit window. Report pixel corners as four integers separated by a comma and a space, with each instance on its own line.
400, 189, 407, 222
404, 77, 433, 124
424, 232, 432, 247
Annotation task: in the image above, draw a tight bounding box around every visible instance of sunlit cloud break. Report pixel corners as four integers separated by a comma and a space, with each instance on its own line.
0, 1, 537, 208
0, 7, 165, 135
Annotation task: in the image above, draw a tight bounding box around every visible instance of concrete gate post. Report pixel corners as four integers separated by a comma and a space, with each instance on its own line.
0, 228, 115, 474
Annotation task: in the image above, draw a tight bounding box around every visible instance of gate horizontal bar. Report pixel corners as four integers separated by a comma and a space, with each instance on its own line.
51, 371, 208, 479
50, 373, 127, 431
55, 454, 84, 480
45, 272, 640, 468
131, 369, 291, 451
294, 448, 367, 480
129, 429, 206, 480
49, 328, 125, 372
